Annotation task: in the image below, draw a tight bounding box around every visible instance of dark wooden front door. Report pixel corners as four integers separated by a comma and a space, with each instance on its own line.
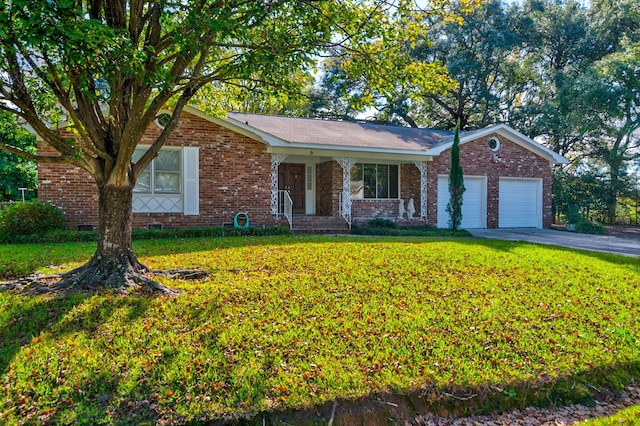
279, 163, 306, 214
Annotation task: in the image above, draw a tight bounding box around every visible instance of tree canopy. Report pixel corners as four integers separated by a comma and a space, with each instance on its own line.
0, 0, 462, 293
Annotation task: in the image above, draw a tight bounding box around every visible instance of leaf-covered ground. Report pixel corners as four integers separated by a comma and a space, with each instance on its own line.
1, 236, 639, 424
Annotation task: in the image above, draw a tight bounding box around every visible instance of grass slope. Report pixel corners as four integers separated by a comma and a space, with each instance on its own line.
1, 236, 639, 424
583, 404, 640, 425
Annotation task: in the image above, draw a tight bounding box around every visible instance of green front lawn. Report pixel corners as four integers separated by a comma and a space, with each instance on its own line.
1, 236, 639, 424
583, 404, 640, 425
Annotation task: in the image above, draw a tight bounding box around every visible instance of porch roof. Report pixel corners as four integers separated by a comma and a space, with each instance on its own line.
226, 112, 452, 152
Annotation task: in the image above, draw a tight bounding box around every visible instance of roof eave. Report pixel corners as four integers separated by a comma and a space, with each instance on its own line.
185, 107, 433, 158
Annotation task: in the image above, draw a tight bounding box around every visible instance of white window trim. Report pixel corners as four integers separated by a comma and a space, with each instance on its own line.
350, 163, 401, 200
132, 145, 199, 215
134, 146, 182, 195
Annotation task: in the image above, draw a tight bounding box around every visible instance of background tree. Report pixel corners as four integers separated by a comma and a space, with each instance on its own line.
311, 0, 469, 126
552, 166, 610, 223
447, 120, 465, 229
1, 0, 452, 293
413, 0, 522, 130
0, 112, 37, 201
508, 0, 599, 156
314, 0, 521, 129
579, 39, 640, 222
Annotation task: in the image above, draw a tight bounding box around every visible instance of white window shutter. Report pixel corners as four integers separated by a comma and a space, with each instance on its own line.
183, 147, 199, 215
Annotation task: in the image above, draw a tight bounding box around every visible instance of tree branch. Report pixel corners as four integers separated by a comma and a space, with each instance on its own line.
0, 141, 73, 165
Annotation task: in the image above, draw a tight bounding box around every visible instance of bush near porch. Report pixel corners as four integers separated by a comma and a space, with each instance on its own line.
1, 236, 638, 424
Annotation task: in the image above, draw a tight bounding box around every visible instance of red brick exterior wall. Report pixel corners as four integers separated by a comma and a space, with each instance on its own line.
427, 134, 553, 228
38, 113, 278, 230
352, 199, 398, 222
38, 118, 553, 231
315, 161, 341, 216
38, 132, 100, 229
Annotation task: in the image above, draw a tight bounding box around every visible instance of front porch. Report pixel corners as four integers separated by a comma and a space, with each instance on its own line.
270, 154, 429, 233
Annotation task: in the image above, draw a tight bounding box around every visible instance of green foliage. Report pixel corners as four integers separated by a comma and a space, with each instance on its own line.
0, 236, 639, 423
582, 404, 640, 425
553, 166, 612, 223
189, 73, 318, 118
315, 0, 465, 124
446, 121, 465, 230
0, 225, 292, 245
352, 223, 470, 237
367, 218, 398, 228
574, 220, 606, 235
412, 0, 522, 129
566, 205, 585, 225
580, 38, 640, 222
0, 201, 65, 242
616, 196, 640, 225
0, 112, 37, 201
515, 0, 639, 224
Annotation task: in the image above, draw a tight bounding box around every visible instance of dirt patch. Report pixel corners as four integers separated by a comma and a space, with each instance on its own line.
412, 384, 640, 425
224, 382, 640, 425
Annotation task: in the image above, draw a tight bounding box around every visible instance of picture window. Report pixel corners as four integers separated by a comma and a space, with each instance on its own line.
350, 163, 399, 199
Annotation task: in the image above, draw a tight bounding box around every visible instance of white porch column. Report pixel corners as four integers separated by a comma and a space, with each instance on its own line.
334, 157, 358, 221
413, 161, 428, 220
270, 153, 288, 215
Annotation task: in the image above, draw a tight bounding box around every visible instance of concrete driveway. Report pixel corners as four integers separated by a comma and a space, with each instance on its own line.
468, 228, 640, 258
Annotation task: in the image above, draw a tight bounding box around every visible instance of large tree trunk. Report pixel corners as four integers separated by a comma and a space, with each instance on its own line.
97, 185, 136, 267
54, 185, 178, 295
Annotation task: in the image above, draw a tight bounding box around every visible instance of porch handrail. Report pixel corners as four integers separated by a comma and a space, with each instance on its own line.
338, 192, 352, 229
278, 190, 293, 229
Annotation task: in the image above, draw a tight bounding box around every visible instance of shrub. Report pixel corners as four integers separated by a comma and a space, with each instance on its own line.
130, 225, 293, 240
352, 223, 471, 237
367, 218, 398, 228
0, 224, 293, 244
574, 220, 606, 235
0, 201, 65, 242
566, 205, 584, 224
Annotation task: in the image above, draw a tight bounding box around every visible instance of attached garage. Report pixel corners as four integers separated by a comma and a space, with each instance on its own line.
498, 178, 542, 228
437, 175, 486, 229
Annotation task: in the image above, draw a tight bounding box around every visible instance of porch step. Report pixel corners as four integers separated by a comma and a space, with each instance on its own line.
291, 216, 351, 234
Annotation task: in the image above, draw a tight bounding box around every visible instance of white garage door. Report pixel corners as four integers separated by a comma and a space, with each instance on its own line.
438, 176, 486, 229
499, 178, 542, 228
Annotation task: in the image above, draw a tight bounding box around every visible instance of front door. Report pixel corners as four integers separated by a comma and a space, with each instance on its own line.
279, 163, 306, 214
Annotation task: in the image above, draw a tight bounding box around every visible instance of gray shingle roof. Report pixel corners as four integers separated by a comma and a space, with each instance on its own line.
227, 113, 455, 151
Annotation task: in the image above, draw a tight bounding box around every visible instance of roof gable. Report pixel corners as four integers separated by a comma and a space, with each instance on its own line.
427, 124, 568, 165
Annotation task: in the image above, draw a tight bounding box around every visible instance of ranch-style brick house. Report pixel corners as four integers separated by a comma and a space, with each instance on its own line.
37, 106, 567, 233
